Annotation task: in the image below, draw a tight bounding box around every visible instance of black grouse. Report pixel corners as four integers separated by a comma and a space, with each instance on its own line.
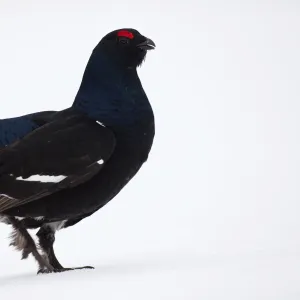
0, 28, 155, 274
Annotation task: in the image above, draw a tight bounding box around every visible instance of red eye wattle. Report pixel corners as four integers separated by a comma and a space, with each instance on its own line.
117, 30, 134, 39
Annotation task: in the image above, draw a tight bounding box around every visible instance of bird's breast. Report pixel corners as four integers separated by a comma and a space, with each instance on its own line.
112, 115, 155, 162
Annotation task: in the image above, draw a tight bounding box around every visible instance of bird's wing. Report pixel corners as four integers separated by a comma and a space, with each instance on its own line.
0, 110, 57, 147
0, 113, 116, 213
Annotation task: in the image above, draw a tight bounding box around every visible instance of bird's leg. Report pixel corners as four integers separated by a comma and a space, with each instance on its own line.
36, 225, 94, 273
8, 217, 54, 273
36, 225, 64, 270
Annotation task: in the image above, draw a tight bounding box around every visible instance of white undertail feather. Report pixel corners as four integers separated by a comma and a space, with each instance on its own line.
16, 175, 67, 183
0, 214, 9, 224
48, 220, 67, 231
9, 229, 27, 253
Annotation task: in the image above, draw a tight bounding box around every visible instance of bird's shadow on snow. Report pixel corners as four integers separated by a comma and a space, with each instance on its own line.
0, 253, 206, 286
0, 251, 264, 287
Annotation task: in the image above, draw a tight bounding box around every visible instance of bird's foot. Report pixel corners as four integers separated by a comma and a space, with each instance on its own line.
71, 266, 95, 270
37, 265, 94, 274
37, 268, 55, 275
57, 266, 95, 272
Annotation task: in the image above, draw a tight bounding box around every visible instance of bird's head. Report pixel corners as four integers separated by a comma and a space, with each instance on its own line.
93, 28, 156, 68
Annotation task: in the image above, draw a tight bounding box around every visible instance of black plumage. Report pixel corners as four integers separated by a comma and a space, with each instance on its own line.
0, 28, 155, 273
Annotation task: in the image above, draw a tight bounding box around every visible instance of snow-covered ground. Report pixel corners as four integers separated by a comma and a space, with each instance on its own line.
0, 1, 300, 299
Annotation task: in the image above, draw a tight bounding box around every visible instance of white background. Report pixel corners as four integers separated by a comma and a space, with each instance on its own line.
0, 0, 300, 299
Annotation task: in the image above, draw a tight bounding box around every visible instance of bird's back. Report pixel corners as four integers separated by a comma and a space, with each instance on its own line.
0, 111, 56, 147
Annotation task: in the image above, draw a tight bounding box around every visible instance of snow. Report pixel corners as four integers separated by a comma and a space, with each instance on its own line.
2, 253, 300, 300
1, 0, 300, 299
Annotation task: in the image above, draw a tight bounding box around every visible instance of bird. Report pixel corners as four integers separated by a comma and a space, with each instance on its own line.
0, 28, 156, 274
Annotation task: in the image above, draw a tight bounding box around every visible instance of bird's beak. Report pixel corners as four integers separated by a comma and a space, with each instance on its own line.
137, 37, 156, 50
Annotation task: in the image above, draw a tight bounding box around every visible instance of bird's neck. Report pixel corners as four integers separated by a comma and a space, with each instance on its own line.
72, 50, 153, 130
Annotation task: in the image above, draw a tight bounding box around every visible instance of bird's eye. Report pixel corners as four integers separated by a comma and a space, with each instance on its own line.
118, 37, 130, 45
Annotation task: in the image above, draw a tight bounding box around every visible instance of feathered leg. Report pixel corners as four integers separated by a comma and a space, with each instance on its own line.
36, 225, 64, 270
36, 225, 94, 272
8, 217, 54, 273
